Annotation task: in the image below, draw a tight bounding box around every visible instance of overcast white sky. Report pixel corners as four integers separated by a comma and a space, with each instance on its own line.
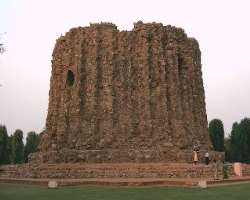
0, 0, 249, 138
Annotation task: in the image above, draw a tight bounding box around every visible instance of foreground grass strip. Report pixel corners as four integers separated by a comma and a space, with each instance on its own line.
0, 183, 250, 200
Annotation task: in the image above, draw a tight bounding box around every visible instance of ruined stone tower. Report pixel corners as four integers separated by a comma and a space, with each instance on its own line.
35, 22, 212, 163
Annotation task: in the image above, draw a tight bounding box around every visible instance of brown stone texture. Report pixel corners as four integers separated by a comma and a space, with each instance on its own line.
36, 21, 213, 163
0, 163, 223, 180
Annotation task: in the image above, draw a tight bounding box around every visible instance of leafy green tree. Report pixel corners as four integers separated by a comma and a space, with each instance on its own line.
224, 136, 231, 162
7, 135, 13, 164
11, 129, 24, 164
229, 118, 250, 163
229, 122, 241, 161
0, 33, 5, 54
24, 131, 39, 162
0, 125, 9, 164
0, 43, 4, 54
0, 35, 5, 54
238, 118, 250, 162
209, 119, 225, 152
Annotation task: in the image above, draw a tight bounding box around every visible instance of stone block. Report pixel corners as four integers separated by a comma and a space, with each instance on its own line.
198, 180, 207, 188
48, 180, 58, 188
234, 162, 242, 176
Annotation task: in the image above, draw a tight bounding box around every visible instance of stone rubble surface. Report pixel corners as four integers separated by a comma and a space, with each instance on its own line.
34, 21, 213, 163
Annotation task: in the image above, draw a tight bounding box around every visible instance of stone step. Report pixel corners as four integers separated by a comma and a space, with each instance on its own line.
0, 177, 198, 187
0, 162, 222, 179
1, 176, 250, 187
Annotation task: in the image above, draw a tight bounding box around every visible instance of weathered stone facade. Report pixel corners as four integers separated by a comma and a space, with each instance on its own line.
0, 163, 223, 180
34, 21, 213, 163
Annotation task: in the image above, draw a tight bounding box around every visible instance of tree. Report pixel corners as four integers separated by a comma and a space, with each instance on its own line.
224, 136, 231, 162
0, 43, 4, 54
7, 135, 13, 164
229, 118, 250, 163
237, 118, 250, 162
209, 119, 225, 152
0, 125, 9, 164
240, 118, 250, 161
0, 33, 5, 54
11, 129, 24, 164
230, 122, 240, 161
24, 131, 39, 162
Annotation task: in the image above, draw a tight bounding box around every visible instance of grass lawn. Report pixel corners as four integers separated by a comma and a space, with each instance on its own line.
0, 183, 250, 200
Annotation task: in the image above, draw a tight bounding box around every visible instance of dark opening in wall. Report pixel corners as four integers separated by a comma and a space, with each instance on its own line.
66, 70, 75, 87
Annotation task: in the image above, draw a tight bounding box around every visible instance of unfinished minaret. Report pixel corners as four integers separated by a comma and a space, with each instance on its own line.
34, 22, 213, 163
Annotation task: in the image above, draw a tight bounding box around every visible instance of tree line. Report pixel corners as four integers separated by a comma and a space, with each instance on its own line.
209, 117, 250, 163
1, 117, 250, 165
0, 125, 40, 165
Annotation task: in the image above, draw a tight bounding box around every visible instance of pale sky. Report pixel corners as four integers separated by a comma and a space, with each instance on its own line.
0, 0, 249, 138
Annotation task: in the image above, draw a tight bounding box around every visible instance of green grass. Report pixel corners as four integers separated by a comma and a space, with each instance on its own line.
0, 183, 250, 200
